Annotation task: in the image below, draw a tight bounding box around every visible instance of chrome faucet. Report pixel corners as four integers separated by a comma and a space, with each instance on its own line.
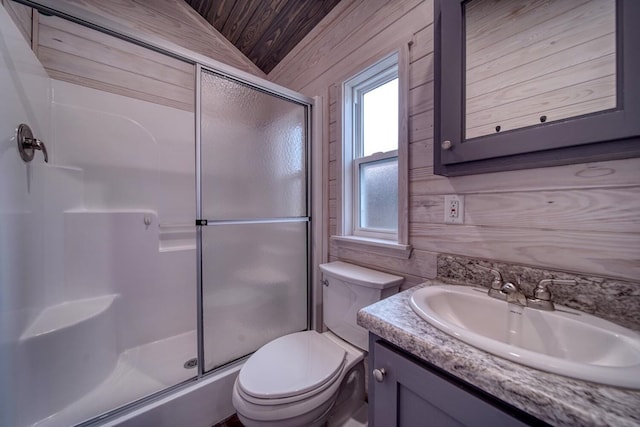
499, 277, 528, 306
476, 264, 575, 311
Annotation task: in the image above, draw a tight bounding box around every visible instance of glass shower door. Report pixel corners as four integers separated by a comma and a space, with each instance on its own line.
199, 69, 309, 371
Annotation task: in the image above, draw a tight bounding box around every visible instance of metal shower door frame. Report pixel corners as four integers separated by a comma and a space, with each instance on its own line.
195, 63, 313, 376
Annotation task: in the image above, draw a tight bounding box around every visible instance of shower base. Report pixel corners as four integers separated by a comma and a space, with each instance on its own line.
32, 331, 197, 427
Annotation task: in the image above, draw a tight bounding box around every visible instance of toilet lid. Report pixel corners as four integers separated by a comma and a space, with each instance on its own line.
238, 331, 346, 400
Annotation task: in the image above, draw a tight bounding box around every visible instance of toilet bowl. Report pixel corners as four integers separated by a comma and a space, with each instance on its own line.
232, 330, 363, 427
232, 261, 403, 427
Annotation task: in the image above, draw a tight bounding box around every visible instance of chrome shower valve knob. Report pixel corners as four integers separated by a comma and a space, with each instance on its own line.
17, 123, 48, 163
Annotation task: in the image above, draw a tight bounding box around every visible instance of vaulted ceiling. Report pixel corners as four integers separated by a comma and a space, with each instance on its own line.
184, 0, 342, 74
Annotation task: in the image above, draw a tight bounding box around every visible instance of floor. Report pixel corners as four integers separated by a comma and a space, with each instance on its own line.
214, 414, 244, 427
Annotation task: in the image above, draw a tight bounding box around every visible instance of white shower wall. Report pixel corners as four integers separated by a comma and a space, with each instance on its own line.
3, 78, 202, 425
51, 80, 195, 225
0, 4, 51, 344
49, 79, 197, 348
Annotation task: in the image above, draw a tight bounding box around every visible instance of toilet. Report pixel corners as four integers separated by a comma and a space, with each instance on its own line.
232, 261, 403, 427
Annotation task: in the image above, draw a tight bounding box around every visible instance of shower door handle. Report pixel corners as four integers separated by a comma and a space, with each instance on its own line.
17, 123, 49, 163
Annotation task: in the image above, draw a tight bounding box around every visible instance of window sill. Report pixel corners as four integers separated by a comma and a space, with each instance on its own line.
331, 235, 412, 259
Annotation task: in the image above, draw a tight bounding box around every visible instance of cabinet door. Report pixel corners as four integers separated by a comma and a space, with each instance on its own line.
370, 339, 530, 427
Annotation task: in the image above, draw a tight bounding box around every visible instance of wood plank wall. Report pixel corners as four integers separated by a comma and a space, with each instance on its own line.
269, 0, 640, 286
3, 0, 37, 50
3, 0, 266, 112
465, 0, 616, 139
50, 0, 264, 77
38, 14, 195, 111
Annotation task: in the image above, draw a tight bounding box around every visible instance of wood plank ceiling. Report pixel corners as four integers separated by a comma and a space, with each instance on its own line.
184, 0, 341, 74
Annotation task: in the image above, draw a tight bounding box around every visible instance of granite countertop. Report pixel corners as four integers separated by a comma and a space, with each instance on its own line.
357, 280, 640, 427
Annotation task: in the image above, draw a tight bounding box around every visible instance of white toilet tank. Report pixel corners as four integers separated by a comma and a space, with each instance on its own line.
319, 261, 403, 351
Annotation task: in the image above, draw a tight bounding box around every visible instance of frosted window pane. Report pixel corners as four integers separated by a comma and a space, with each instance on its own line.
362, 79, 398, 156
202, 222, 307, 371
201, 70, 307, 219
360, 158, 398, 231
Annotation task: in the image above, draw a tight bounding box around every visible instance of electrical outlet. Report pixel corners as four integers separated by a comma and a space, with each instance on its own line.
444, 195, 464, 224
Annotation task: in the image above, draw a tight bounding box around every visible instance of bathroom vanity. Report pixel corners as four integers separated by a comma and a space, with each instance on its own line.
369, 335, 537, 426
358, 281, 640, 427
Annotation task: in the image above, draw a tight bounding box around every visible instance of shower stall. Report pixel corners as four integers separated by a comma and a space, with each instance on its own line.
0, 3, 313, 426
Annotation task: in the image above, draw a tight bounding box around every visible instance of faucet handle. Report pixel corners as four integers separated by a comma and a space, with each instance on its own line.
533, 284, 551, 301
535, 279, 576, 301
476, 264, 503, 289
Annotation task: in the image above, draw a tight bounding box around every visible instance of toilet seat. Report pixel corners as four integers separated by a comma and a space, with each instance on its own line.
237, 331, 346, 404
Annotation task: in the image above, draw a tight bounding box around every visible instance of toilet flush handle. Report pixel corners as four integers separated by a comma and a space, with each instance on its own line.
373, 368, 386, 382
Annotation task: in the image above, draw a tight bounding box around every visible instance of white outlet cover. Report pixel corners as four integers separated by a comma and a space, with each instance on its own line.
444, 195, 464, 224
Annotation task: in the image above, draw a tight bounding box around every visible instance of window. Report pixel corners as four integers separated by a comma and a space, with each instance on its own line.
353, 75, 398, 238
337, 51, 409, 251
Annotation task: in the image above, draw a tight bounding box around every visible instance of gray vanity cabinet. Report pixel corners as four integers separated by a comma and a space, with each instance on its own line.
369, 335, 541, 426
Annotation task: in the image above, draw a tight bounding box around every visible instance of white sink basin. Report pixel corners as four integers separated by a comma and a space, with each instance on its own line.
410, 285, 640, 389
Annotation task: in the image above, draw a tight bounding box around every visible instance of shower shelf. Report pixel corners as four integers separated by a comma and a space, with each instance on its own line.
17, 294, 121, 426
20, 294, 119, 340
20, 294, 118, 341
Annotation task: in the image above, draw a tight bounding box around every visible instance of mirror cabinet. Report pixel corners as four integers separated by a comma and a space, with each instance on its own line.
434, 0, 640, 176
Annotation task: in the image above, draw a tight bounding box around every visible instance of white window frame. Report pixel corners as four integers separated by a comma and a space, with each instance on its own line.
334, 47, 410, 256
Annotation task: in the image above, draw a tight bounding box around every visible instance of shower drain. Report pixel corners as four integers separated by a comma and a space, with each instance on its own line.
184, 358, 198, 369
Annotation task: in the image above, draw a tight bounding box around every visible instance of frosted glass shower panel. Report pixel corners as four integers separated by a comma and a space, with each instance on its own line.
202, 222, 308, 371
201, 70, 307, 219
